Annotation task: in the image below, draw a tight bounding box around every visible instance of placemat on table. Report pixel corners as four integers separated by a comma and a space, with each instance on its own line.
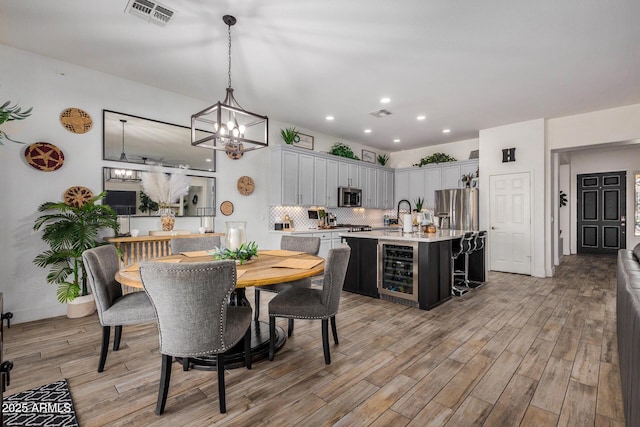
261, 249, 305, 257
181, 250, 212, 257
272, 258, 323, 269
235, 270, 247, 279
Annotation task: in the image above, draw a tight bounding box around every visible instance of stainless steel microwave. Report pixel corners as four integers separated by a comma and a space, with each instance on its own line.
338, 187, 362, 207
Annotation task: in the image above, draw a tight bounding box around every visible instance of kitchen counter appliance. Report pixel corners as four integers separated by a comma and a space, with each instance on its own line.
338, 187, 362, 207
434, 188, 478, 230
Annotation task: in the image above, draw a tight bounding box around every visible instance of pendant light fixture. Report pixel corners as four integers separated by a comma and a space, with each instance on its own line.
119, 119, 129, 162
191, 15, 269, 156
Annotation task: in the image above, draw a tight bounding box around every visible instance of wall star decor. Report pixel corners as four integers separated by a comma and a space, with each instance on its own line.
24, 142, 65, 171
60, 108, 93, 134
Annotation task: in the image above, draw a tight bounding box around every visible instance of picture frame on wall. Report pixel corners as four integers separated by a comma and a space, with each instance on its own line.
293, 133, 314, 150
362, 149, 376, 164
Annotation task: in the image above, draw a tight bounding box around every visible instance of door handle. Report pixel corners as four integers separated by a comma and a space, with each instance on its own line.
491, 226, 499, 230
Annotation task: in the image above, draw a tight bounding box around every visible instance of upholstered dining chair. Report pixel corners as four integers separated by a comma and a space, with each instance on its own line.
170, 235, 221, 254
139, 260, 252, 415
268, 245, 350, 365
82, 245, 157, 372
254, 235, 321, 329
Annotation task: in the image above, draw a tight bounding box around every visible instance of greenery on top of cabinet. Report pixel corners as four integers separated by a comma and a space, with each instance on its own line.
413, 152, 457, 167
377, 153, 390, 165
329, 142, 360, 160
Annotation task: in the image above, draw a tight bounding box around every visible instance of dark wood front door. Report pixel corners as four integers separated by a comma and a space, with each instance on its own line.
577, 171, 626, 254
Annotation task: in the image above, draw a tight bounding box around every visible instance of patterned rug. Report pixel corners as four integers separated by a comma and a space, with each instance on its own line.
2, 379, 79, 427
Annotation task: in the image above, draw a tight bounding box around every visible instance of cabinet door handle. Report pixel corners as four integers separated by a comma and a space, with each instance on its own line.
491, 226, 499, 230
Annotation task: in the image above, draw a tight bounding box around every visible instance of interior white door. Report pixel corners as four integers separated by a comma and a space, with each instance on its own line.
489, 172, 531, 274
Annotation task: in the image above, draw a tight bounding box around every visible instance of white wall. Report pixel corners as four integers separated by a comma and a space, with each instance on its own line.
389, 138, 479, 169
479, 119, 546, 278
0, 44, 380, 323
547, 103, 640, 150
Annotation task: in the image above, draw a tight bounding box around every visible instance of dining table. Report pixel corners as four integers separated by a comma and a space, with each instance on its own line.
115, 249, 325, 369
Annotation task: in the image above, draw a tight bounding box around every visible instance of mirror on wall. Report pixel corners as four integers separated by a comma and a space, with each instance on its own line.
103, 110, 216, 172
103, 167, 216, 218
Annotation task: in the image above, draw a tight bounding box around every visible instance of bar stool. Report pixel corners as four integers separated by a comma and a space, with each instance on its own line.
451, 232, 475, 296
467, 231, 486, 288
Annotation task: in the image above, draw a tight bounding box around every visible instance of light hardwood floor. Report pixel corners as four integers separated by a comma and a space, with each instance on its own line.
3, 254, 624, 426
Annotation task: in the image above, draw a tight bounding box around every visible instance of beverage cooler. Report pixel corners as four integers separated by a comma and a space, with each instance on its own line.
378, 241, 419, 305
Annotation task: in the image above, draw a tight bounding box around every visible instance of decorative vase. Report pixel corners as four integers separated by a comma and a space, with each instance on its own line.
159, 207, 175, 231
225, 221, 247, 250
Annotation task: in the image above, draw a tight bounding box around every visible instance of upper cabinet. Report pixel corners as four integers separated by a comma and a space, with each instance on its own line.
394, 159, 478, 210
270, 145, 393, 208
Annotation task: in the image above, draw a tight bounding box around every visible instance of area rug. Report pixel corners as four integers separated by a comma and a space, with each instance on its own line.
2, 379, 79, 427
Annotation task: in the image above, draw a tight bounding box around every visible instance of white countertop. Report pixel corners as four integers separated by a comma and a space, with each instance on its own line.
269, 227, 350, 234
338, 229, 469, 243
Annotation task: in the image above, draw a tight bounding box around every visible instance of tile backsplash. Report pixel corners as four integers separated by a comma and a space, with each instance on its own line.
269, 206, 395, 230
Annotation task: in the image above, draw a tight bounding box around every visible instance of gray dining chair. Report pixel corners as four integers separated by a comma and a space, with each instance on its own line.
82, 245, 157, 372
254, 236, 321, 331
268, 245, 350, 365
170, 235, 221, 254
140, 260, 252, 415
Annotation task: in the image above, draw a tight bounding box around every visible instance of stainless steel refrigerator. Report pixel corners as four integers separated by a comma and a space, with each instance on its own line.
434, 188, 479, 231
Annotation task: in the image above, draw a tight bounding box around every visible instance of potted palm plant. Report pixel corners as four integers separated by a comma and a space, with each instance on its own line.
33, 191, 118, 317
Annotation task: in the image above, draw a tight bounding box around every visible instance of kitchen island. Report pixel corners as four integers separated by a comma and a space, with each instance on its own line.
340, 229, 485, 310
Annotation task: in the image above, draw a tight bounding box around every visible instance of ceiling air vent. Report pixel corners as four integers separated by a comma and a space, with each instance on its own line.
369, 109, 392, 118
125, 0, 176, 26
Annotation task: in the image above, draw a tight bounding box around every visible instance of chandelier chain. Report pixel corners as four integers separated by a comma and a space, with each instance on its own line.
227, 23, 232, 89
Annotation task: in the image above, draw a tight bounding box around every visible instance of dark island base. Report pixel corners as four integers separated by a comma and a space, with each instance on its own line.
343, 236, 485, 311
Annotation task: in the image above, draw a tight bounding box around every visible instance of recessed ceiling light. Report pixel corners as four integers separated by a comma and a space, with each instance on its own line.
442, 129, 451, 133
417, 115, 426, 121
380, 97, 391, 104
326, 116, 334, 121
206, 158, 212, 162
393, 139, 400, 143
364, 129, 372, 134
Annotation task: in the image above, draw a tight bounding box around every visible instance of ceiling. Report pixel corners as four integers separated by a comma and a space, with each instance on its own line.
1, 0, 639, 152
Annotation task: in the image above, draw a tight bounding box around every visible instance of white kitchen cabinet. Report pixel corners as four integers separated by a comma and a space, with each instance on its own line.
271, 146, 394, 208
313, 156, 327, 206
270, 147, 314, 206
441, 164, 462, 189
338, 161, 359, 188
424, 167, 441, 210
460, 161, 478, 183
325, 159, 339, 208
376, 169, 385, 209
408, 169, 426, 208
359, 166, 377, 208
395, 170, 409, 205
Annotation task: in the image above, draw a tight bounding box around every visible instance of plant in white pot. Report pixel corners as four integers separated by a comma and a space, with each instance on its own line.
33, 191, 118, 317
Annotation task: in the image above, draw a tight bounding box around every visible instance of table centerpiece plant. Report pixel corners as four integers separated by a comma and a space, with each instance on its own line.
209, 242, 258, 265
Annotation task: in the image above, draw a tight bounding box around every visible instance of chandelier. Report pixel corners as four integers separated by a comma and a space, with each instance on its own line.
191, 15, 269, 156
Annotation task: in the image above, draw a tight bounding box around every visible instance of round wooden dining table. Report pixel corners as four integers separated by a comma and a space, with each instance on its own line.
115, 250, 325, 369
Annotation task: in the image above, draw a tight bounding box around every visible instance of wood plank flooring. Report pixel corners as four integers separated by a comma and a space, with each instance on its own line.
3, 254, 624, 426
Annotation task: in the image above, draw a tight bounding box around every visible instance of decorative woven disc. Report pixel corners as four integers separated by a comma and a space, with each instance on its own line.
64, 186, 94, 207
60, 108, 93, 134
24, 142, 65, 171
220, 201, 234, 216
225, 143, 244, 160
